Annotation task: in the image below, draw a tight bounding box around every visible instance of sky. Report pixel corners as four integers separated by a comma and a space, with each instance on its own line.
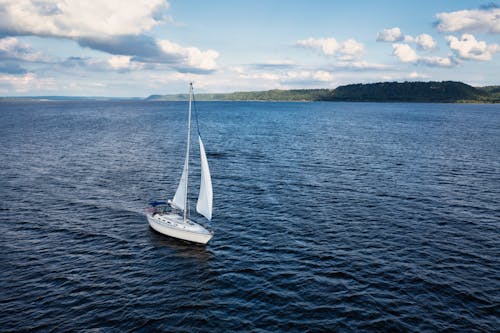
0, 0, 499, 97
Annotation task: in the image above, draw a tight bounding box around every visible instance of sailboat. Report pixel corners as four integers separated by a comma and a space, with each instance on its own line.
146, 83, 214, 244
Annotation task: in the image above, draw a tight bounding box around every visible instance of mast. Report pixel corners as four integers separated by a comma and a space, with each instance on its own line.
183, 83, 193, 222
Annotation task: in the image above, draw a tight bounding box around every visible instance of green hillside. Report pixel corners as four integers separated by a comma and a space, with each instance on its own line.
477, 86, 500, 103
146, 89, 331, 101
322, 81, 489, 102
146, 81, 499, 103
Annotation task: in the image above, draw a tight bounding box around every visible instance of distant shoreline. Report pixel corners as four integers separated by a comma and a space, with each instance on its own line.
0, 97, 141, 102
2, 99, 498, 105
2, 81, 499, 104
146, 81, 500, 104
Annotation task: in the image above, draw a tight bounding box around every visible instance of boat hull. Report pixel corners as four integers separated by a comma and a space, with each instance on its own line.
147, 212, 213, 244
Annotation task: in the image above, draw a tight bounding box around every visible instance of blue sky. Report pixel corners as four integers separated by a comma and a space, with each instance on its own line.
0, 0, 499, 96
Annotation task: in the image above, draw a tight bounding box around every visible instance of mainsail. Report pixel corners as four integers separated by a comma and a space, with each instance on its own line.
196, 135, 213, 220
170, 83, 212, 222
147, 82, 214, 244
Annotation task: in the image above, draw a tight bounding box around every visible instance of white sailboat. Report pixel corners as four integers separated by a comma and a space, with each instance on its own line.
147, 83, 214, 244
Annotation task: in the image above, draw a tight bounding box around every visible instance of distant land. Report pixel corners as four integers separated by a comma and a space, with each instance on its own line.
0, 96, 142, 101
147, 81, 500, 103
1, 81, 499, 103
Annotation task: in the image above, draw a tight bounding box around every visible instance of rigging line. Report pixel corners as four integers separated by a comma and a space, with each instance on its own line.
192, 85, 202, 137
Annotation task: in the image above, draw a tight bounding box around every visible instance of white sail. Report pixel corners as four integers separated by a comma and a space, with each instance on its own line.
172, 155, 188, 211
172, 84, 192, 216
147, 83, 214, 244
196, 135, 213, 220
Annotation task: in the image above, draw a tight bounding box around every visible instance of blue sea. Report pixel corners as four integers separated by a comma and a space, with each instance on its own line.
1, 100, 499, 332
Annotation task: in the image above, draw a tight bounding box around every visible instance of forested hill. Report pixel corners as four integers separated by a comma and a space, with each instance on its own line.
146, 81, 500, 103
324, 81, 495, 103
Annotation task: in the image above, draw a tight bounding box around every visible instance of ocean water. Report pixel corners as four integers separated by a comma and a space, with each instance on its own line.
0, 100, 499, 332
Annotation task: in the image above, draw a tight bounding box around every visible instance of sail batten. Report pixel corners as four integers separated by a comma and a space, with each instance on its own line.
196, 136, 213, 220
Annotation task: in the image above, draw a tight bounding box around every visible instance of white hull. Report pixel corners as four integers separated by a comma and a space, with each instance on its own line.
147, 212, 213, 244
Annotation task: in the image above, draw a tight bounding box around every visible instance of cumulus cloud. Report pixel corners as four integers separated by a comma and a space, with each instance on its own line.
0, 0, 169, 38
78, 35, 219, 72
403, 35, 414, 43
295, 37, 364, 60
380, 28, 438, 52
376, 27, 404, 42
338, 39, 364, 60
447, 34, 499, 61
107, 55, 147, 71
420, 56, 457, 67
296, 37, 339, 55
392, 43, 419, 63
157, 40, 219, 73
389, 32, 438, 51
108, 56, 132, 69
414, 34, 437, 51
81, 37, 210, 73
0, 0, 219, 73
391, 42, 456, 67
436, 7, 500, 34
78, 35, 163, 59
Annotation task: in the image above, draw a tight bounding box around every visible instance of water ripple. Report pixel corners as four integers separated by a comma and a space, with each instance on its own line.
1, 101, 499, 332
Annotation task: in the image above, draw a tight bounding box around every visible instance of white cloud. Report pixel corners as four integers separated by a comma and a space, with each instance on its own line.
0, 72, 55, 92
0, 37, 43, 62
338, 39, 364, 60
408, 71, 430, 79
107, 55, 146, 71
0, 72, 35, 92
311, 70, 333, 81
436, 7, 500, 34
259, 72, 281, 81
229, 66, 245, 74
185, 48, 219, 72
240, 70, 333, 83
404, 35, 415, 43
0, 1, 219, 73
377, 27, 404, 42
157, 40, 219, 72
414, 34, 437, 51
296, 37, 339, 55
283, 70, 333, 83
400, 33, 437, 51
0, 0, 169, 38
392, 42, 458, 68
335, 61, 389, 70
108, 55, 131, 69
381, 71, 430, 81
446, 34, 499, 61
380, 29, 442, 65
295, 37, 363, 60
420, 56, 457, 67
392, 43, 419, 63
